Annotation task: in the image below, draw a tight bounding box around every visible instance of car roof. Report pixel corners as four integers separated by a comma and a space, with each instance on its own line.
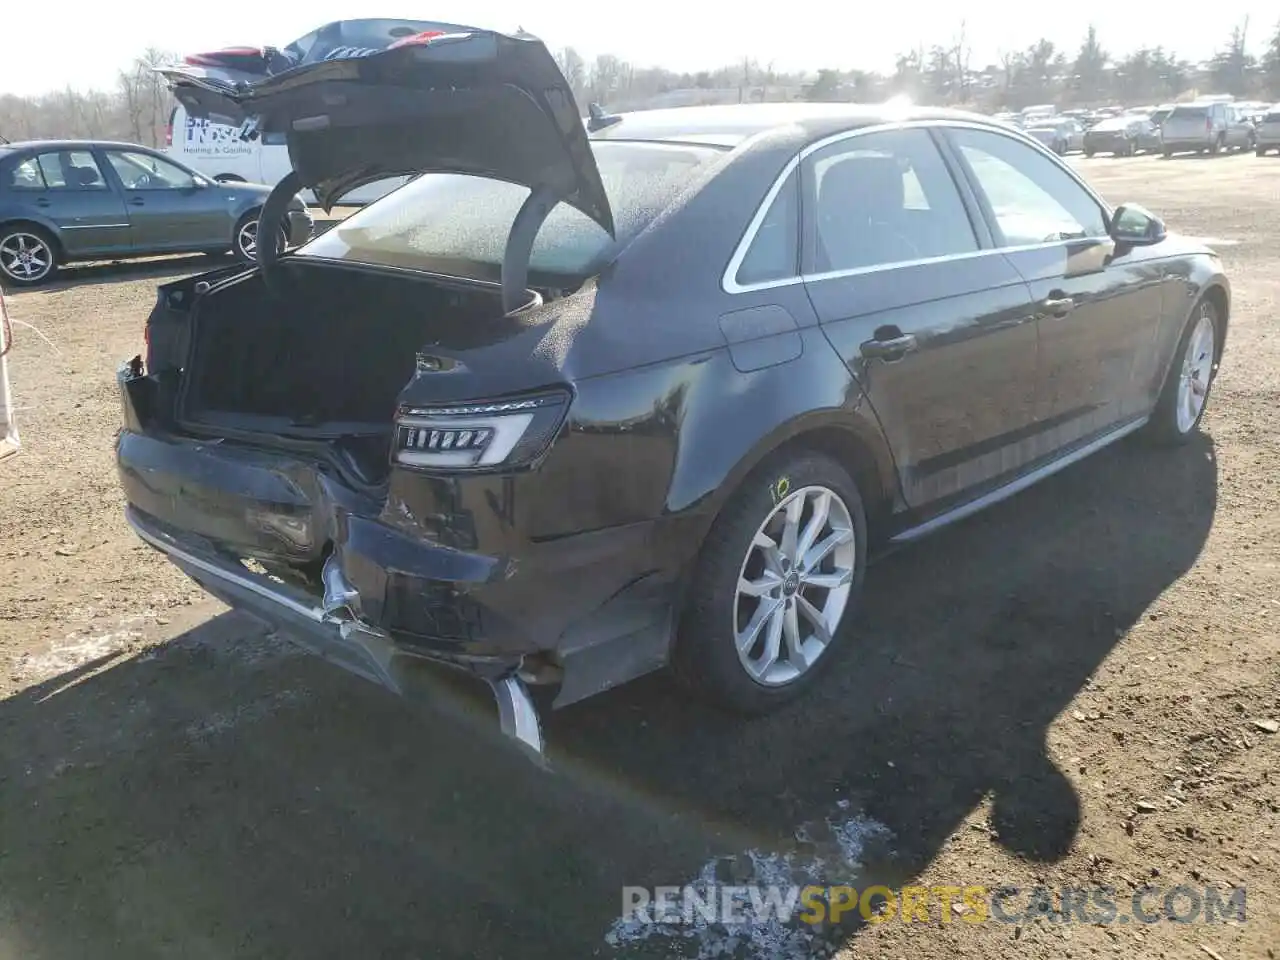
586, 102, 1013, 149
0, 139, 159, 153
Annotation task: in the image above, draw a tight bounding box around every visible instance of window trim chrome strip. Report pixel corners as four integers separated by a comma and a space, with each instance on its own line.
720, 117, 1117, 296
60, 223, 130, 230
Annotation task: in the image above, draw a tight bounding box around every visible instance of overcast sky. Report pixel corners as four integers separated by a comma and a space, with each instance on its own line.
1, 2, 1275, 96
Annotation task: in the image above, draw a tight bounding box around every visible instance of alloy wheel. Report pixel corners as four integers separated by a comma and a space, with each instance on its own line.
734, 485, 856, 686
0, 232, 53, 283
1176, 306, 1216, 434
237, 219, 261, 260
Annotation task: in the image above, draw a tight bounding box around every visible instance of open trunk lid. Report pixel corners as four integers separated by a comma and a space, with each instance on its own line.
157, 18, 613, 235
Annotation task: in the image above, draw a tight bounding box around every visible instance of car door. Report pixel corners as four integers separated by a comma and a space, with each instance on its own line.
800, 126, 1041, 509
100, 148, 228, 251
17, 150, 131, 255
944, 125, 1169, 443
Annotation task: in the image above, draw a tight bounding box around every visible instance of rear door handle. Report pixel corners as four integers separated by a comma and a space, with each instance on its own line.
860, 333, 918, 361
130, 197, 145, 206
1041, 294, 1075, 318
35, 198, 51, 208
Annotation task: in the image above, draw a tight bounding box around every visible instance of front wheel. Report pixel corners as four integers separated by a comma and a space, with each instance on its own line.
1143, 298, 1220, 445
0, 224, 59, 287
672, 451, 867, 714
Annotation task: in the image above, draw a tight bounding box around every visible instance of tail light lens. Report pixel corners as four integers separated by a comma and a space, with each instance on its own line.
1206, 118, 1213, 133
392, 392, 570, 472
164, 124, 173, 147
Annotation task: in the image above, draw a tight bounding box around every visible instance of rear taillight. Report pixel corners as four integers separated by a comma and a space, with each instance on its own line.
1206, 118, 1213, 133
392, 392, 570, 472
164, 125, 173, 147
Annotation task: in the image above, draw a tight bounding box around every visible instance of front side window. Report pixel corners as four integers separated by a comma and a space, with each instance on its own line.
105, 151, 198, 190
34, 151, 108, 191
802, 127, 979, 274
948, 127, 1109, 247
299, 140, 723, 277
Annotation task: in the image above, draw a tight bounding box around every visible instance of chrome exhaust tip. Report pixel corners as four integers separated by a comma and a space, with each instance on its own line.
489, 674, 547, 763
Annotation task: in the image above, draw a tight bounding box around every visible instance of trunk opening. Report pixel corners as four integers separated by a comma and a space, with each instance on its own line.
179, 260, 542, 455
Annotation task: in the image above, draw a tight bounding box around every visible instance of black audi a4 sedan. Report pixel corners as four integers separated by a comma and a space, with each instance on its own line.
116, 23, 1229, 759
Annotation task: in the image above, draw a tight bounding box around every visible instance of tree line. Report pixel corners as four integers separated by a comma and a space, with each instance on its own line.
3, 21, 1280, 147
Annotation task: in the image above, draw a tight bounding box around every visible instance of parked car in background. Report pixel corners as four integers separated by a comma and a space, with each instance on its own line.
1023, 117, 1084, 154
167, 104, 408, 205
1160, 101, 1254, 155
0, 140, 313, 286
1148, 103, 1177, 130
1083, 115, 1161, 156
1256, 105, 1280, 155
118, 22, 1233, 758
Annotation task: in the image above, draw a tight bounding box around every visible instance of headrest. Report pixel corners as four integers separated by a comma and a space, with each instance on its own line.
70, 166, 101, 187
818, 155, 905, 219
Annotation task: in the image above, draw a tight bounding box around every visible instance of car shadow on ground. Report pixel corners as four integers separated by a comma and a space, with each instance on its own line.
0, 435, 1217, 959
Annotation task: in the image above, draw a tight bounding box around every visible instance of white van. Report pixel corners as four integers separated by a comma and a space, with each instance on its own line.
165, 104, 407, 205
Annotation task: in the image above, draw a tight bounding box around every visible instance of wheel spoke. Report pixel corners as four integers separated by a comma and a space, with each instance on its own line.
801, 527, 853, 571
737, 598, 781, 654
796, 594, 833, 647
738, 571, 782, 597
801, 568, 852, 590
782, 602, 808, 668
796, 490, 830, 561
754, 604, 784, 674
779, 495, 803, 562
752, 531, 784, 574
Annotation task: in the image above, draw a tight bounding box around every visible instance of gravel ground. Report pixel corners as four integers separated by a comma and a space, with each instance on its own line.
0, 153, 1277, 960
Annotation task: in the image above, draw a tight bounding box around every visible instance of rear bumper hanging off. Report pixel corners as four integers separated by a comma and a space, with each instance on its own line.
125, 506, 546, 761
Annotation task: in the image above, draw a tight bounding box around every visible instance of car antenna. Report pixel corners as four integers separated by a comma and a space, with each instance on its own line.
587, 102, 622, 132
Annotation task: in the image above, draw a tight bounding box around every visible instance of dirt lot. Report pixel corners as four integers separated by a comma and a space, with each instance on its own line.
1, 154, 1277, 960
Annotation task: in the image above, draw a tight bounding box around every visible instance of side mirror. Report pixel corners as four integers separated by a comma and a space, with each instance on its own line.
1110, 203, 1167, 246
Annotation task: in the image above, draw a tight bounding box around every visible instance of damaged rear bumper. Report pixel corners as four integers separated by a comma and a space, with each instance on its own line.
116, 362, 684, 757
126, 505, 546, 758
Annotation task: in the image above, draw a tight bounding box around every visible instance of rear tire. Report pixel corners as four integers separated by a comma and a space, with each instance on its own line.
1143, 298, 1220, 446
0, 223, 59, 287
1257, 147, 1268, 157
232, 210, 286, 264
671, 450, 868, 715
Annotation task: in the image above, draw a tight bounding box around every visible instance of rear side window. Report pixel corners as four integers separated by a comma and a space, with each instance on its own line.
1171, 106, 1209, 120
5, 157, 45, 190
34, 151, 108, 191
734, 167, 799, 286
802, 127, 979, 274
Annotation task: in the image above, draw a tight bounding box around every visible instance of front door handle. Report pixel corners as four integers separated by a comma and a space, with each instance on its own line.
35, 197, 51, 208
860, 332, 918, 361
130, 197, 145, 206
1041, 294, 1075, 318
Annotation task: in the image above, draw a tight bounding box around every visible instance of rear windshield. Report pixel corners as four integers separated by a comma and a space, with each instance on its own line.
1091, 118, 1129, 132
1266, 111, 1280, 122
298, 140, 723, 278
1170, 106, 1209, 119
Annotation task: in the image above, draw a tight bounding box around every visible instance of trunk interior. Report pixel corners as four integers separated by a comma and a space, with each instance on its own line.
181, 260, 534, 434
